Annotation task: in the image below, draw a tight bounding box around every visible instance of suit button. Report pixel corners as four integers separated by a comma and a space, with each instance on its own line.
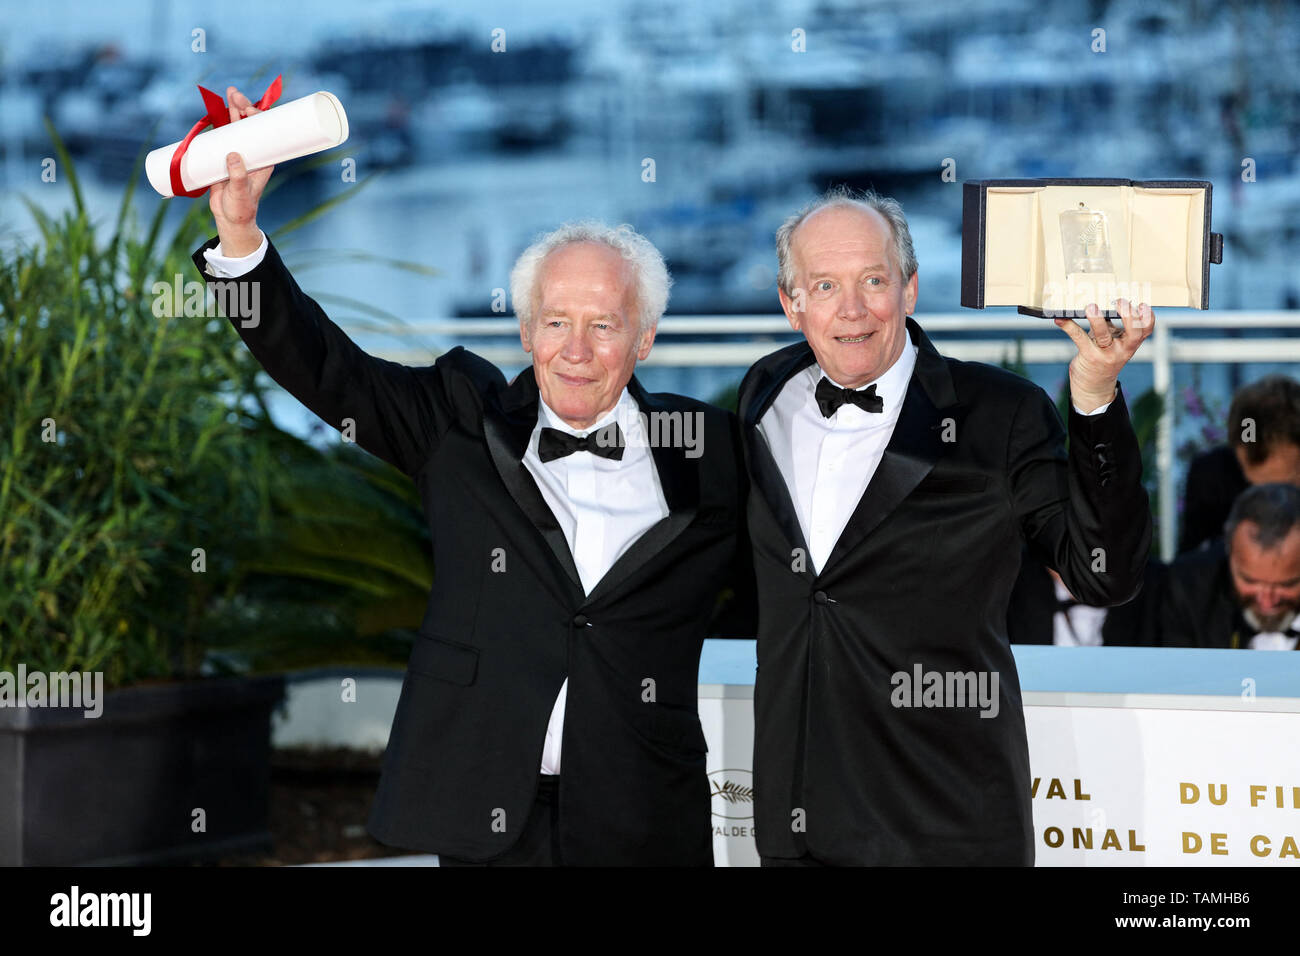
573, 614, 589, 627
813, 591, 829, 605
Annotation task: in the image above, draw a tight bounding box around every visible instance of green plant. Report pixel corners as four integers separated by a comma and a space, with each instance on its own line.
198, 439, 434, 675
1000, 337, 1029, 380
707, 381, 740, 413
0, 126, 434, 686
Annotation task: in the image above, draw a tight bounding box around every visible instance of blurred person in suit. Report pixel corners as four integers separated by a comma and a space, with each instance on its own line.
1163, 482, 1300, 650
1007, 551, 1162, 647
1179, 375, 1300, 554
189, 88, 755, 866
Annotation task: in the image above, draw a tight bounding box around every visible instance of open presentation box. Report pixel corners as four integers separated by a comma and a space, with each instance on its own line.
960, 178, 1224, 318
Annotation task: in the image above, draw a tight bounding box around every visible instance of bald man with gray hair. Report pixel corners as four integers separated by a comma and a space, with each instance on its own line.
740, 184, 1155, 866
189, 86, 754, 865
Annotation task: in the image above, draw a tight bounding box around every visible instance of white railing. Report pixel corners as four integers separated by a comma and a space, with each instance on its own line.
369, 311, 1300, 560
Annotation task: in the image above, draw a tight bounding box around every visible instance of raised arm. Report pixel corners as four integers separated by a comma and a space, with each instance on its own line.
1011, 300, 1156, 606
1010, 381, 1152, 607
192, 87, 450, 477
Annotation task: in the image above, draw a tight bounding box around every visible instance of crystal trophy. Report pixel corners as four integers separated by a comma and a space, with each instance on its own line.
1059, 204, 1114, 274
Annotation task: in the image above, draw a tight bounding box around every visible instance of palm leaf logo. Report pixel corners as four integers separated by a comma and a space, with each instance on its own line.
710, 778, 755, 805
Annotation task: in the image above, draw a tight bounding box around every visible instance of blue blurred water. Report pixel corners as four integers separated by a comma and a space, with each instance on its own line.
3, 0, 1298, 484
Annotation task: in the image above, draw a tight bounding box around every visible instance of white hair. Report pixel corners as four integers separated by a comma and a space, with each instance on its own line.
775, 185, 917, 295
509, 220, 671, 336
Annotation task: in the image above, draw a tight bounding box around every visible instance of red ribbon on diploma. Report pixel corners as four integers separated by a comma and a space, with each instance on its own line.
168, 74, 283, 198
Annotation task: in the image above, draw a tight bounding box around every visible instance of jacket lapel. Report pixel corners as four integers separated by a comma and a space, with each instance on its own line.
584, 378, 700, 604
739, 342, 817, 578
819, 317, 960, 575
482, 369, 585, 595
482, 370, 702, 605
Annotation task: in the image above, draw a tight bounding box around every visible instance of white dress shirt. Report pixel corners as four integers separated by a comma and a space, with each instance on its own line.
203, 230, 270, 276
758, 344, 918, 574
523, 391, 669, 773
756, 337, 1113, 576
1051, 577, 1107, 647
203, 232, 669, 775
1243, 610, 1300, 650
1249, 632, 1299, 651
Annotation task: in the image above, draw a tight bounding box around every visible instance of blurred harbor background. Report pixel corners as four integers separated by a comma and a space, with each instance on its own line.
5, 0, 1300, 867
3, 0, 1298, 497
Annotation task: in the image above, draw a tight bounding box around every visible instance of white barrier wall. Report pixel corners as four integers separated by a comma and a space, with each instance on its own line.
699, 686, 760, 866
699, 685, 1300, 867
1023, 692, 1300, 866
273, 662, 1300, 866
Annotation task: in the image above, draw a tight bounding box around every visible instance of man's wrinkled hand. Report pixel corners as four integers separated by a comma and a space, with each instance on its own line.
207, 86, 275, 257
1054, 298, 1155, 413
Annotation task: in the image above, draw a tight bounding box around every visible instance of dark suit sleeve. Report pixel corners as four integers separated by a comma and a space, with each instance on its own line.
1006, 551, 1054, 645
1178, 450, 1217, 553
1158, 545, 1231, 648
1102, 559, 1164, 646
1009, 383, 1151, 608
191, 236, 454, 478
707, 410, 758, 638
1159, 558, 1205, 647
1178, 446, 1244, 554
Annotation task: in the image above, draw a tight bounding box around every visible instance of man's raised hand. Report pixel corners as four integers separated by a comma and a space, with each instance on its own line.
207, 86, 275, 258
1053, 298, 1156, 413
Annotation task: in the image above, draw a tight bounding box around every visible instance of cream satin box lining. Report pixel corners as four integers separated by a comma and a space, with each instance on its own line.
961, 179, 1222, 317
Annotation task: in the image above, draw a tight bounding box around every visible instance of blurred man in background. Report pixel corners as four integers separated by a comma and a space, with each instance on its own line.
1179, 376, 1300, 554
1163, 482, 1300, 649
1007, 552, 1162, 647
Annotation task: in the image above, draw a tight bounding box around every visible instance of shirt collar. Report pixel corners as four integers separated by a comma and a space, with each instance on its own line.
537, 386, 634, 437
1243, 607, 1299, 637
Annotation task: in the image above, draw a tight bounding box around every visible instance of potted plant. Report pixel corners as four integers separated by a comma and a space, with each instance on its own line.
0, 129, 433, 864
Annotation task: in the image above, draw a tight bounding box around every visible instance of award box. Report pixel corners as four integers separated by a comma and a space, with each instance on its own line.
960, 178, 1224, 317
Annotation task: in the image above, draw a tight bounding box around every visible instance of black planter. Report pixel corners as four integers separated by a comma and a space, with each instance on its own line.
0, 674, 285, 865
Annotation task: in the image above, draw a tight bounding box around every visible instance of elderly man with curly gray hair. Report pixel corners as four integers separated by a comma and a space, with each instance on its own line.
190, 87, 754, 867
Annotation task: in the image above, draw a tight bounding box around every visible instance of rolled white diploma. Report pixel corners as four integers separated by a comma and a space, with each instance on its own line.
146, 91, 349, 198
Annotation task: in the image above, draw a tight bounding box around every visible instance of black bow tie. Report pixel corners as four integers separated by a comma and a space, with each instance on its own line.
537, 423, 625, 463
815, 377, 884, 418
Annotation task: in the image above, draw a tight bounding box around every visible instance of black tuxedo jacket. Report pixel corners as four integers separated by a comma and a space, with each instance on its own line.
1178, 445, 1246, 554
1161, 539, 1256, 648
192, 236, 755, 865
738, 318, 1151, 865
1007, 552, 1163, 647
